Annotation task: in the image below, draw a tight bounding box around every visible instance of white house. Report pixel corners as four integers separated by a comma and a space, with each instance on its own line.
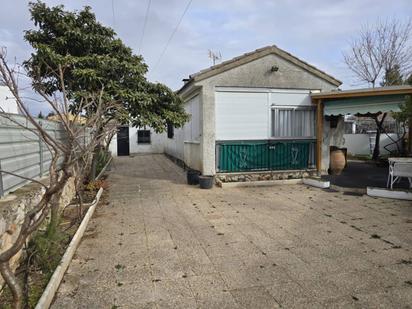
164, 45, 341, 177
109, 126, 165, 156
0, 85, 19, 114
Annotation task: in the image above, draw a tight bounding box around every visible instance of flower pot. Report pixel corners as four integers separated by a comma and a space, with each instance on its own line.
199, 175, 214, 189
187, 169, 200, 185
330, 147, 346, 175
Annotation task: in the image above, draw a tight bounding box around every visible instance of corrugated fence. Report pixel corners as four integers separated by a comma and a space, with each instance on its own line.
0, 113, 89, 197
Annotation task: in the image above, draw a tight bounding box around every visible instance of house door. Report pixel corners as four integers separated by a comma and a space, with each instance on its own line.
117, 127, 130, 156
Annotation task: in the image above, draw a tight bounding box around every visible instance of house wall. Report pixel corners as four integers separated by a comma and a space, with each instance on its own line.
164, 93, 202, 170
215, 88, 313, 141
194, 53, 338, 175
109, 126, 165, 156
0, 86, 19, 114
183, 142, 202, 171
164, 127, 184, 160
129, 127, 165, 154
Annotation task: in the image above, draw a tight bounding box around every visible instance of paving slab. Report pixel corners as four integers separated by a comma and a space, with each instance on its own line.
52, 154, 412, 309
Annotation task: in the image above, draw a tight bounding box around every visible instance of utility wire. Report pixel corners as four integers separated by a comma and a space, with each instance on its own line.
152, 0, 194, 71
111, 0, 116, 28
138, 0, 152, 55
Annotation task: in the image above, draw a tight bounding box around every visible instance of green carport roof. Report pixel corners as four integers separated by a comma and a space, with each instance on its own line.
311, 86, 412, 116
323, 94, 405, 116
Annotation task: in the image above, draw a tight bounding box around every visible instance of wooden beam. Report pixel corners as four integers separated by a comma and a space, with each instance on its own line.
311, 87, 412, 100
409, 117, 412, 155
316, 99, 323, 175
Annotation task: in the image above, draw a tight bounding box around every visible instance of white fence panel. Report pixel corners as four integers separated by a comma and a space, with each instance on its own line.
343, 133, 403, 156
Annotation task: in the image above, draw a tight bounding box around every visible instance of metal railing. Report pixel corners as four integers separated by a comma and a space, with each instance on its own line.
216, 139, 316, 173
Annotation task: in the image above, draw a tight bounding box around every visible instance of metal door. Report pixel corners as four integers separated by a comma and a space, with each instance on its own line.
117, 127, 130, 156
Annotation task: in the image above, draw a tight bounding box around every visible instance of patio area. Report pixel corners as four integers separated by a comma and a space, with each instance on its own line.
323, 160, 411, 190
52, 155, 412, 308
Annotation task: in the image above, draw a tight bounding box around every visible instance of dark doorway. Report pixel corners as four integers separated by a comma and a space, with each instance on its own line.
117, 127, 130, 156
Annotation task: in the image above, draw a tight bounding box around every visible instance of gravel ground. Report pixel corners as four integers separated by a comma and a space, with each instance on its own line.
51, 154, 412, 309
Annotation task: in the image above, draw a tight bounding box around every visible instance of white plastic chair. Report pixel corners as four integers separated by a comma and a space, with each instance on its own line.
387, 162, 412, 189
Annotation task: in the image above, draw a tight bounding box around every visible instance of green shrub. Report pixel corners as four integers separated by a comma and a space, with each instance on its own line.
95, 150, 111, 176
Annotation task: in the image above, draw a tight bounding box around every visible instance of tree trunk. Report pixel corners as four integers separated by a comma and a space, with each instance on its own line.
90, 144, 102, 181
47, 170, 71, 237
372, 113, 387, 161
47, 191, 62, 237
0, 262, 23, 309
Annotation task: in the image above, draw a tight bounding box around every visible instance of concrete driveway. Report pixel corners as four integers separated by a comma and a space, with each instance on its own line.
52, 154, 412, 309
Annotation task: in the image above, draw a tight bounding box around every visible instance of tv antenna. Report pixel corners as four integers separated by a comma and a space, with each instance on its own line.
208, 50, 222, 66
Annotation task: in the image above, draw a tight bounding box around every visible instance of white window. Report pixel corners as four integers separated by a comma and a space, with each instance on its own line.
184, 95, 200, 142
271, 107, 316, 138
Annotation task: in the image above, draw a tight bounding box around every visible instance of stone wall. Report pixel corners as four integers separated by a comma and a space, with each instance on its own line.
0, 176, 76, 288
216, 169, 317, 184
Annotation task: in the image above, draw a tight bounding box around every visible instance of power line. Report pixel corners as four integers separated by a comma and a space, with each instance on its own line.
111, 0, 116, 28
138, 0, 152, 55
152, 0, 194, 71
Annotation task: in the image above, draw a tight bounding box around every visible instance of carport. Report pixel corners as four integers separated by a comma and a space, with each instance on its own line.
311, 85, 412, 190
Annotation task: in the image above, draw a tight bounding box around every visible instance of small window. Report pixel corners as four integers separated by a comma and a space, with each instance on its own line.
167, 123, 174, 139
137, 130, 151, 144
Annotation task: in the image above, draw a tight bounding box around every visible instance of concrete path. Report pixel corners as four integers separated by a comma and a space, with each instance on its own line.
52, 154, 412, 309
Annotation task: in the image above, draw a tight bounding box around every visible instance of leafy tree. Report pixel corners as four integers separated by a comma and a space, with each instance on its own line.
405, 73, 412, 86
393, 95, 412, 154
394, 96, 412, 124
381, 65, 404, 86
24, 1, 188, 132
37, 111, 44, 119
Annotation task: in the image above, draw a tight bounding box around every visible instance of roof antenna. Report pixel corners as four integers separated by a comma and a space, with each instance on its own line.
208, 49, 222, 66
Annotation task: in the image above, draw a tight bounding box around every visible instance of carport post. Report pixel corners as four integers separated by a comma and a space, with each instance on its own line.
316, 99, 323, 175
409, 117, 412, 154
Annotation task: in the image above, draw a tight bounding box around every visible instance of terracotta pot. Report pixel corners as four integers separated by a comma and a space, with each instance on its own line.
330, 149, 346, 175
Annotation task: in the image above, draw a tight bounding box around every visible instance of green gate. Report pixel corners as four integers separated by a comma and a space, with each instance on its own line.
217, 140, 314, 173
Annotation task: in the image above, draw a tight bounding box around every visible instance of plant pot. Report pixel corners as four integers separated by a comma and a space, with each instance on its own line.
330, 148, 346, 175
199, 175, 214, 189
187, 169, 200, 185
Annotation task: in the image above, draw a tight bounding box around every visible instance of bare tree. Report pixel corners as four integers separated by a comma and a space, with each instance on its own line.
344, 19, 412, 87
0, 49, 118, 309
380, 19, 412, 78
343, 19, 412, 160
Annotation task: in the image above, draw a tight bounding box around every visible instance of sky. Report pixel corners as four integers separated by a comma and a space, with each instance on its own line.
0, 0, 411, 114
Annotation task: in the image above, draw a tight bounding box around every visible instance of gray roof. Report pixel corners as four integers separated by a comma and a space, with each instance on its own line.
178, 45, 342, 94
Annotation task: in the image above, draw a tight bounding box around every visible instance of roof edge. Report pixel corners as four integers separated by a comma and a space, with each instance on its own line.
177, 45, 342, 94
311, 85, 412, 100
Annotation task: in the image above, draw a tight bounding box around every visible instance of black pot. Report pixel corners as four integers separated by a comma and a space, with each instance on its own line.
199, 175, 214, 189
187, 169, 200, 185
